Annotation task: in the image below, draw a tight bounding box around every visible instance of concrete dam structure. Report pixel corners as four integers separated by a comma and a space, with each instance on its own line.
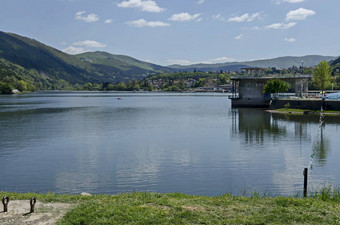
229, 75, 312, 108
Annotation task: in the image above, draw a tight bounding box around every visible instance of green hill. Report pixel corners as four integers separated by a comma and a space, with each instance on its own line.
75, 51, 167, 81
0, 31, 101, 84
0, 31, 168, 92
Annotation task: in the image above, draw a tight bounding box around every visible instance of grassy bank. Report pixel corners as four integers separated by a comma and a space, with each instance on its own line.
1, 190, 340, 224
268, 108, 340, 115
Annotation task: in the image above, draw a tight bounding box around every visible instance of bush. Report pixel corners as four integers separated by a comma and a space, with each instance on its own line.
284, 102, 290, 109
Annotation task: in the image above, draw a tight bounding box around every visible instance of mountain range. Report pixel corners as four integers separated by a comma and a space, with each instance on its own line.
169, 55, 337, 72
0, 31, 338, 89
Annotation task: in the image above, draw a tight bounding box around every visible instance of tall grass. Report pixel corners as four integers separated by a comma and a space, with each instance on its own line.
310, 185, 340, 201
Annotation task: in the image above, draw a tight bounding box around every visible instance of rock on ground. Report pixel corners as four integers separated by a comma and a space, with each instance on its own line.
0, 200, 73, 225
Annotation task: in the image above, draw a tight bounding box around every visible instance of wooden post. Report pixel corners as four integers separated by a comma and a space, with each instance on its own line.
303, 168, 308, 197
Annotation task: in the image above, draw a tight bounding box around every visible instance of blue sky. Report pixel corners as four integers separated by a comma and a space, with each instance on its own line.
0, 0, 339, 65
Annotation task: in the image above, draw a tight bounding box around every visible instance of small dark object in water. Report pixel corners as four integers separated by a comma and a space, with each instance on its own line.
303, 111, 310, 115
117, 97, 122, 100
2, 196, 9, 212
30, 197, 36, 213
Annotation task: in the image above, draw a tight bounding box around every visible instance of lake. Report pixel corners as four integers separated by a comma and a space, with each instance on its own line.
0, 92, 339, 196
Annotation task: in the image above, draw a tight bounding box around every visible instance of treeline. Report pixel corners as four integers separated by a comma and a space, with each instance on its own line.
61, 71, 231, 92
1, 68, 232, 93
143, 71, 231, 92
81, 79, 153, 91
146, 71, 229, 81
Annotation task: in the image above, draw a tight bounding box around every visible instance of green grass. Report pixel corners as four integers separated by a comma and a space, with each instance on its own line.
275, 108, 340, 114
1, 189, 340, 224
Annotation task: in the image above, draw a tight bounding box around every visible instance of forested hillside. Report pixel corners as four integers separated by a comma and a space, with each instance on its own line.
0, 31, 167, 93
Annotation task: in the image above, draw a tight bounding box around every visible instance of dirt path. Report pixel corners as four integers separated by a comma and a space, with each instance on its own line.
0, 200, 73, 225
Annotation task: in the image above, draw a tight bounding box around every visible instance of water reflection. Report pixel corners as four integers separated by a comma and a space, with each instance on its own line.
232, 108, 287, 145
232, 109, 331, 167
316, 128, 330, 166
230, 108, 337, 195
272, 113, 331, 166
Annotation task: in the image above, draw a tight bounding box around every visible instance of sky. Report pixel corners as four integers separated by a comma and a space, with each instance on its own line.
0, 0, 339, 66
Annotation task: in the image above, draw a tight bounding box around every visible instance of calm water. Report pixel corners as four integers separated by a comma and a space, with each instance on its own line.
0, 92, 339, 196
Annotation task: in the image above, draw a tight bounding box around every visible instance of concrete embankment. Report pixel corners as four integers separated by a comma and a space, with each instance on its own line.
270, 99, 340, 111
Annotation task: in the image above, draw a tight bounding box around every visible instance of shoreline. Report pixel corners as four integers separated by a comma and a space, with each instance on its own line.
266, 109, 340, 115
1, 190, 340, 224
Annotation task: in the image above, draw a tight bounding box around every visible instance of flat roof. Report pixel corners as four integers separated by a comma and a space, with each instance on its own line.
230, 75, 312, 81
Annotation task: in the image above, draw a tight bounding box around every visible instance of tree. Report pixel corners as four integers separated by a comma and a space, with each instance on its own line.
106, 83, 115, 91
146, 82, 154, 91
0, 82, 14, 94
263, 78, 290, 94
83, 83, 94, 90
16, 80, 28, 92
127, 79, 140, 91
312, 60, 333, 93
218, 74, 230, 85
115, 82, 126, 91
193, 78, 206, 88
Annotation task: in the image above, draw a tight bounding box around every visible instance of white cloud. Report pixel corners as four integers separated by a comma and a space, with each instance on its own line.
275, 0, 304, 4
117, 0, 165, 13
248, 13, 261, 21
228, 13, 261, 22
212, 14, 225, 21
62, 46, 86, 55
167, 57, 236, 65
202, 57, 236, 64
283, 0, 304, 3
168, 59, 193, 65
126, 19, 170, 27
75, 11, 99, 22
196, 0, 205, 4
169, 13, 202, 22
234, 34, 244, 40
286, 8, 315, 21
285, 37, 296, 42
265, 22, 296, 29
104, 19, 112, 24
62, 40, 107, 55
73, 40, 107, 48
228, 13, 249, 22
